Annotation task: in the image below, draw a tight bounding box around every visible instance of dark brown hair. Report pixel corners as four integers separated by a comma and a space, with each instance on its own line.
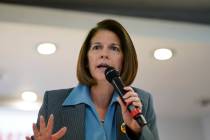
77, 19, 138, 86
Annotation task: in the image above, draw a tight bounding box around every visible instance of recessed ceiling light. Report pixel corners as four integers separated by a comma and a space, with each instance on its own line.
21, 91, 37, 102
153, 48, 173, 60
37, 43, 57, 55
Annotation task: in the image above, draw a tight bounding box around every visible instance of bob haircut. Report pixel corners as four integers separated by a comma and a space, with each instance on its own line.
77, 19, 138, 86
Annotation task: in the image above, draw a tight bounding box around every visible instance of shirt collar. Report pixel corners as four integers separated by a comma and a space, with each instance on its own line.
62, 84, 119, 106
62, 84, 92, 106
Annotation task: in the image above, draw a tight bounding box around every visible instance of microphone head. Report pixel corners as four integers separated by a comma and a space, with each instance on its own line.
105, 66, 120, 83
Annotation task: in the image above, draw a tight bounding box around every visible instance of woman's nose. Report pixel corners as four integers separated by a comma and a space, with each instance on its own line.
100, 54, 108, 59
101, 55, 108, 58
100, 49, 109, 59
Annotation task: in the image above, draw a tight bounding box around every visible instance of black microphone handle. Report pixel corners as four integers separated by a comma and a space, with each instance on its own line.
112, 77, 126, 102
111, 77, 147, 127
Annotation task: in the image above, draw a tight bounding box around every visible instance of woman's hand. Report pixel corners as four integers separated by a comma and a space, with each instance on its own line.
25, 114, 67, 140
117, 86, 143, 134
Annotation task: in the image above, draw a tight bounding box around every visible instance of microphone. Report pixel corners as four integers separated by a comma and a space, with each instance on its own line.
105, 66, 147, 127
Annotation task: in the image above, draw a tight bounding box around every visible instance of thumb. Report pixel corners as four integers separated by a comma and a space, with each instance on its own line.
52, 127, 67, 140
117, 97, 127, 113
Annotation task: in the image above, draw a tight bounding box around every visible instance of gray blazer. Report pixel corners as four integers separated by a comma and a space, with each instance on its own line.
36, 87, 159, 140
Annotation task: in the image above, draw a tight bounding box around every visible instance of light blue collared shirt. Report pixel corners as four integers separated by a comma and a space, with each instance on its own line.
63, 84, 118, 140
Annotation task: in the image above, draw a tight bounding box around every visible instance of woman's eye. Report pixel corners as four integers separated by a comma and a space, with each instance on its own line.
110, 46, 120, 52
91, 45, 101, 50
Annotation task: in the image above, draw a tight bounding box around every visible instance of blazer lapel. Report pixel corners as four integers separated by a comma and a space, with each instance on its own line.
116, 104, 128, 140
61, 102, 128, 140
61, 104, 86, 140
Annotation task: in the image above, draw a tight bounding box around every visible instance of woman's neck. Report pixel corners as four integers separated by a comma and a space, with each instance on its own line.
90, 82, 114, 121
90, 82, 114, 109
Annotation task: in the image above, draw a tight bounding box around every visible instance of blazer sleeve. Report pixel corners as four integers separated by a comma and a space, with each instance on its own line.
36, 91, 49, 128
126, 89, 159, 140
140, 93, 159, 140
35, 89, 71, 130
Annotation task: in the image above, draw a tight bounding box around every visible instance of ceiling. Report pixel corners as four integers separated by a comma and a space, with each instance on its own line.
0, 3, 210, 120
1, 0, 210, 25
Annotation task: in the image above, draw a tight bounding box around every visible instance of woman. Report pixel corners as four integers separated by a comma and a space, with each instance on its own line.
26, 19, 159, 140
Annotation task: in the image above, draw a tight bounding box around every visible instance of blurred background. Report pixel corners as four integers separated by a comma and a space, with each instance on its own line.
0, 0, 210, 140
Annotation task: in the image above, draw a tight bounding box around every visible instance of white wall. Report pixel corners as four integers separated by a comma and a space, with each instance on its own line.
158, 118, 204, 140
0, 107, 38, 140
202, 113, 210, 140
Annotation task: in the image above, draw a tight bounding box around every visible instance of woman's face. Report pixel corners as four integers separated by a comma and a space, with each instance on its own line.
87, 30, 123, 83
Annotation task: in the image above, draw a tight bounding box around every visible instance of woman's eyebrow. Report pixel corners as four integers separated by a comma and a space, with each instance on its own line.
111, 43, 121, 46
91, 42, 101, 45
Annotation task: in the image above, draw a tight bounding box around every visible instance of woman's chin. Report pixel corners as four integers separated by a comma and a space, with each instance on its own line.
94, 76, 107, 83
97, 67, 107, 73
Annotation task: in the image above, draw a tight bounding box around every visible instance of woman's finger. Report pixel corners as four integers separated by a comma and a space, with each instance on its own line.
25, 136, 31, 140
123, 88, 138, 99
39, 115, 46, 128
127, 95, 142, 107
39, 115, 47, 134
32, 123, 40, 138
132, 101, 142, 109
51, 127, 67, 140
124, 96, 141, 104
47, 114, 54, 134
123, 86, 134, 92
